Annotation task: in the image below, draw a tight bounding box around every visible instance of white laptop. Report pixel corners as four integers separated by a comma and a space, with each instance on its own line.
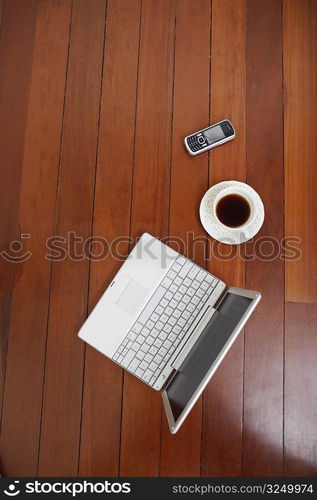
78, 233, 261, 433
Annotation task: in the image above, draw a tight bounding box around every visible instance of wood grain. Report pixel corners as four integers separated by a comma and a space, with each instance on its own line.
283, 0, 317, 303
159, 0, 210, 477
202, 0, 247, 476
119, 0, 176, 477
284, 302, 317, 476
0, 0, 72, 476
243, 0, 284, 476
37, 0, 106, 477
0, 0, 37, 429
79, 0, 141, 477
0, 0, 316, 478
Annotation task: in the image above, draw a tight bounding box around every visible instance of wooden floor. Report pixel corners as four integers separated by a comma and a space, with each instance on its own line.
0, 0, 316, 477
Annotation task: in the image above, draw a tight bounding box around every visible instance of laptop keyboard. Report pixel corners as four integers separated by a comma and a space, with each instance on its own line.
112, 255, 223, 388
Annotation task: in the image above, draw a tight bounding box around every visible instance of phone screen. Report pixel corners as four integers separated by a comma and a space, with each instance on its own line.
204, 125, 225, 144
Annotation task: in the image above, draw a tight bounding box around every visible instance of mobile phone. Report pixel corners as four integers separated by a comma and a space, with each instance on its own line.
184, 119, 235, 156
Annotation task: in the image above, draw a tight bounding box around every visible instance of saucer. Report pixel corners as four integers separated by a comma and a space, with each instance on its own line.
199, 181, 265, 244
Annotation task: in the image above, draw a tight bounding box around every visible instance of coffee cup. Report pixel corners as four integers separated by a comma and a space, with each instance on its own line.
199, 181, 265, 244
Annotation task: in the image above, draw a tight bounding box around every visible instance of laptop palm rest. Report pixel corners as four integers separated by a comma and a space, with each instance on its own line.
162, 292, 257, 432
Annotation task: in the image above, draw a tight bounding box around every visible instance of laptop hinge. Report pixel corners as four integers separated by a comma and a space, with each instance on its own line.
171, 305, 217, 371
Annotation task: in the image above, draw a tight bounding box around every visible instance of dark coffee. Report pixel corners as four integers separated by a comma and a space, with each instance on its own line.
216, 194, 251, 228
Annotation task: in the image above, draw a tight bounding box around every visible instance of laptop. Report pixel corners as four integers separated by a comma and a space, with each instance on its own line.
78, 233, 261, 433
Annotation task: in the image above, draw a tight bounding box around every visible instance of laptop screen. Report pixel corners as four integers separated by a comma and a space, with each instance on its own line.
165, 292, 253, 422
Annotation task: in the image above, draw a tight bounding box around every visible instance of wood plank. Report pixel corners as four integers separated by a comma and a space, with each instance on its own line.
0, 0, 72, 476
201, 0, 246, 477
283, 0, 317, 303
0, 0, 3, 35
37, 0, 106, 477
0, 0, 38, 428
159, 0, 211, 477
243, 0, 284, 476
79, 0, 141, 476
284, 302, 317, 476
119, 0, 176, 477
283, 0, 317, 476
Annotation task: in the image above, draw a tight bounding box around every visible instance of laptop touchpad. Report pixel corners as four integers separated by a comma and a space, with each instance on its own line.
112, 276, 148, 315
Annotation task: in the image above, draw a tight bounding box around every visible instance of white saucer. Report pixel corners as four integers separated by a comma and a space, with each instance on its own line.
199, 181, 265, 245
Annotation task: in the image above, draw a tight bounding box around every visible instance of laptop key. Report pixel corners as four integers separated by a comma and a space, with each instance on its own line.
151, 312, 159, 322
173, 262, 182, 273
135, 368, 144, 378
161, 298, 168, 308
161, 313, 168, 323
188, 266, 199, 280
170, 284, 178, 294
192, 279, 200, 290
205, 274, 216, 284
142, 369, 153, 383
173, 324, 182, 334
128, 358, 140, 372
136, 351, 145, 360
191, 296, 200, 305
146, 320, 154, 329
149, 361, 158, 372
167, 270, 177, 280
154, 338, 162, 348
174, 277, 182, 286
156, 354, 163, 364
132, 322, 142, 334
155, 305, 164, 315
177, 317, 186, 327
162, 277, 172, 288
122, 350, 135, 368
159, 331, 167, 341
187, 303, 195, 313
179, 260, 192, 278
141, 343, 150, 353
156, 320, 164, 330
159, 346, 167, 357
172, 309, 181, 319
201, 281, 209, 291
137, 285, 165, 325
177, 256, 186, 266
127, 331, 137, 341
196, 270, 206, 282
150, 375, 157, 386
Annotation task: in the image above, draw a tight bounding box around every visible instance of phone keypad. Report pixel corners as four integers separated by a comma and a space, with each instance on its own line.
187, 133, 208, 152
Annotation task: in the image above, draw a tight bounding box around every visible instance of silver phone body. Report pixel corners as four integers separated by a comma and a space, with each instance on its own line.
184, 119, 235, 156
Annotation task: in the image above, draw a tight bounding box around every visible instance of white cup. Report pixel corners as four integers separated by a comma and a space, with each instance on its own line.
213, 185, 257, 240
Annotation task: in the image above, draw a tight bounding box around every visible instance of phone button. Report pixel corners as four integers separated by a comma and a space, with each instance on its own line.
198, 136, 205, 145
